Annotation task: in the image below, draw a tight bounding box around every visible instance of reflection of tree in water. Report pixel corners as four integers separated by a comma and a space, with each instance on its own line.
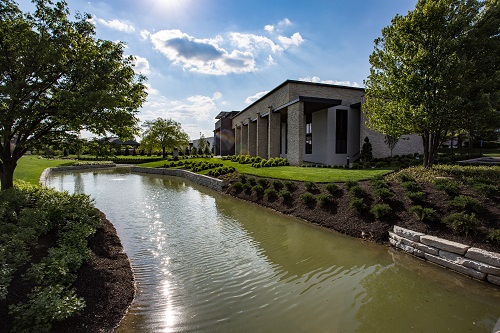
140, 174, 188, 193
354, 248, 500, 332
74, 172, 85, 194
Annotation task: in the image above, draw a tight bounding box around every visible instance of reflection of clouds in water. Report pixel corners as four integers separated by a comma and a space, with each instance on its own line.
112, 178, 126, 181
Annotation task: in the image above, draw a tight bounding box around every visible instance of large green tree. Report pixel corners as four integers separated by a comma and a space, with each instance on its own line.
0, 0, 147, 189
363, 0, 499, 168
141, 118, 189, 158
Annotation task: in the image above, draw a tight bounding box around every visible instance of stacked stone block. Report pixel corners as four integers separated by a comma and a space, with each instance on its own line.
389, 225, 500, 286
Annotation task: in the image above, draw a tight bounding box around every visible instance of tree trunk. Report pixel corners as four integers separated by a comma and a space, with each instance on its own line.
422, 132, 430, 168
0, 158, 17, 190
162, 146, 166, 159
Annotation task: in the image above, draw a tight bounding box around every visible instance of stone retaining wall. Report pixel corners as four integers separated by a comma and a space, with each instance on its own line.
39, 164, 116, 186
389, 225, 500, 286
131, 166, 225, 192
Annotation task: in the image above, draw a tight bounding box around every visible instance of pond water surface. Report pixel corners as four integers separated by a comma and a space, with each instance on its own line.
46, 168, 500, 333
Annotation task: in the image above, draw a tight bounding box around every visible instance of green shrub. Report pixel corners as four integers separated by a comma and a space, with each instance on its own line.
399, 173, 415, 182
300, 192, 316, 206
405, 191, 426, 203
434, 178, 461, 197
401, 181, 422, 192
349, 185, 367, 198
373, 187, 394, 200
370, 203, 392, 219
257, 178, 270, 189
252, 185, 264, 196
239, 174, 247, 184
284, 181, 297, 192
487, 229, 500, 245
242, 183, 252, 194
264, 188, 277, 200
448, 195, 481, 213
325, 183, 339, 194
304, 181, 317, 192
278, 190, 292, 201
345, 180, 359, 189
273, 180, 284, 191
444, 212, 479, 237
231, 182, 243, 191
473, 183, 498, 197
317, 193, 334, 206
351, 197, 367, 211
370, 178, 389, 189
410, 205, 436, 222
248, 177, 257, 186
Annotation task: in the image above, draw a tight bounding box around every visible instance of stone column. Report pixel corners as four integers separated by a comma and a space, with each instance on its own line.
268, 111, 281, 159
248, 118, 257, 157
256, 113, 268, 158
241, 122, 248, 155
287, 102, 305, 165
234, 126, 240, 155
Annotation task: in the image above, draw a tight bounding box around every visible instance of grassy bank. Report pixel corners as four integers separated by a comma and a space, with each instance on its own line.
14, 156, 73, 185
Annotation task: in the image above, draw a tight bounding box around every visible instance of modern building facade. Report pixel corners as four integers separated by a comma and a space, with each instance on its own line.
214, 80, 422, 166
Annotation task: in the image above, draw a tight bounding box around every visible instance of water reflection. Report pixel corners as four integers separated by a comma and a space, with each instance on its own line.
46, 170, 500, 333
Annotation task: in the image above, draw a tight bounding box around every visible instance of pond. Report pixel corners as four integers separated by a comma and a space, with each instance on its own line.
46, 168, 500, 333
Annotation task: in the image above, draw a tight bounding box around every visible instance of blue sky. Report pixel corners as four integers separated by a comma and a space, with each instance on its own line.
21, 0, 418, 140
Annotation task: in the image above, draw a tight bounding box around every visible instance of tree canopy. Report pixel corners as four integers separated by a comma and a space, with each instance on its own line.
141, 118, 189, 158
0, 0, 147, 189
363, 0, 499, 168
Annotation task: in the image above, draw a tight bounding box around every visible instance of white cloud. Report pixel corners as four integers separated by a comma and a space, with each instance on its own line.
132, 56, 150, 75
149, 29, 256, 75
213, 91, 222, 100
277, 32, 304, 49
299, 76, 362, 88
95, 18, 135, 33
245, 91, 269, 104
229, 32, 283, 53
267, 55, 276, 65
140, 29, 151, 40
264, 25, 274, 33
278, 18, 292, 27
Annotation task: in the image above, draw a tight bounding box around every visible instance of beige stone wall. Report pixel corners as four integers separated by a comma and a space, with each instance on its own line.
360, 112, 423, 158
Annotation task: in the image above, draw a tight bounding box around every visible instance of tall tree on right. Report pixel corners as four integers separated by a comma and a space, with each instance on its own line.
363, 0, 499, 168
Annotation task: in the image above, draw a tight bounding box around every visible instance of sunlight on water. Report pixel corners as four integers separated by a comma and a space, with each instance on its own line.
46, 169, 500, 333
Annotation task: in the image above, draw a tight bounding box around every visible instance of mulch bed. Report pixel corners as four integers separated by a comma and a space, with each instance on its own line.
224, 176, 500, 254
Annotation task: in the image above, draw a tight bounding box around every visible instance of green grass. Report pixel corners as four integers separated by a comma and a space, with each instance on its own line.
141, 158, 395, 182
15, 156, 74, 185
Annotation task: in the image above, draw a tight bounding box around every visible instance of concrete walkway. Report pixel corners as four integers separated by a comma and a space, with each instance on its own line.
457, 156, 500, 165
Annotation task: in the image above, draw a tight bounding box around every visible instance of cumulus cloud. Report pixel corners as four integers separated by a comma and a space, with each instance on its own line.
299, 76, 362, 88
95, 18, 135, 33
245, 90, 269, 104
278, 32, 304, 48
264, 25, 274, 33
278, 18, 292, 27
150, 29, 255, 75
229, 32, 283, 53
132, 56, 150, 75
140, 29, 150, 40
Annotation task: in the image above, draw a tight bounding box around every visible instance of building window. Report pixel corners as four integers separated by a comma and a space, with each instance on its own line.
336, 109, 348, 154
305, 113, 312, 154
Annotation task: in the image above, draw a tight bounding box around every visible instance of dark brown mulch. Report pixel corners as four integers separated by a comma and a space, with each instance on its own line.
0, 212, 135, 333
224, 176, 500, 254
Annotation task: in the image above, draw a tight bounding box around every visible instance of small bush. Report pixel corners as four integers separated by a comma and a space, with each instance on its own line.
410, 205, 436, 222
253, 185, 264, 196
370, 203, 392, 219
278, 190, 292, 201
232, 182, 243, 191
400, 181, 422, 192
434, 178, 461, 197
345, 180, 359, 189
351, 197, 367, 211
300, 192, 316, 206
284, 181, 297, 192
405, 191, 426, 203
444, 212, 479, 237
257, 178, 270, 189
373, 187, 394, 200
399, 173, 415, 182
349, 185, 367, 198
242, 183, 252, 194
325, 183, 339, 194
248, 177, 257, 186
448, 195, 481, 213
273, 180, 284, 191
370, 178, 389, 189
487, 229, 500, 245
239, 174, 247, 184
304, 181, 317, 192
473, 183, 498, 197
317, 193, 334, 206
264, 188, 277, 200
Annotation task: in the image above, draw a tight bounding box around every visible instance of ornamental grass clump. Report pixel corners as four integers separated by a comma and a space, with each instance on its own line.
278, 190, 292, 201
410, 205, 436, 222
373, 187, 394, 200
257, 178, 270, 189
345, 180, 359, 190
304, 181, 317, 192
252, 185, 264, 196
351, 197, 367, 212
284, 181, 297, 192
231, 182, 243, 192
242, 182, 252, 194
272, 179, 284, 191
487, 229, 500, 245
325, 182, 339, 194
300, 192, 316, 206
264, 188, 278, 200
317, 193, 334, 206
349, 185, 367, 198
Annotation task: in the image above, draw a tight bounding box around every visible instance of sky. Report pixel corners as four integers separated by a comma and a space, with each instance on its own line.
20, 0, 418, 140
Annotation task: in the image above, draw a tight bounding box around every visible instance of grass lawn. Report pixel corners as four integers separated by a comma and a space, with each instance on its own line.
14, 156, 74, 185
139, 158, 395, 182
